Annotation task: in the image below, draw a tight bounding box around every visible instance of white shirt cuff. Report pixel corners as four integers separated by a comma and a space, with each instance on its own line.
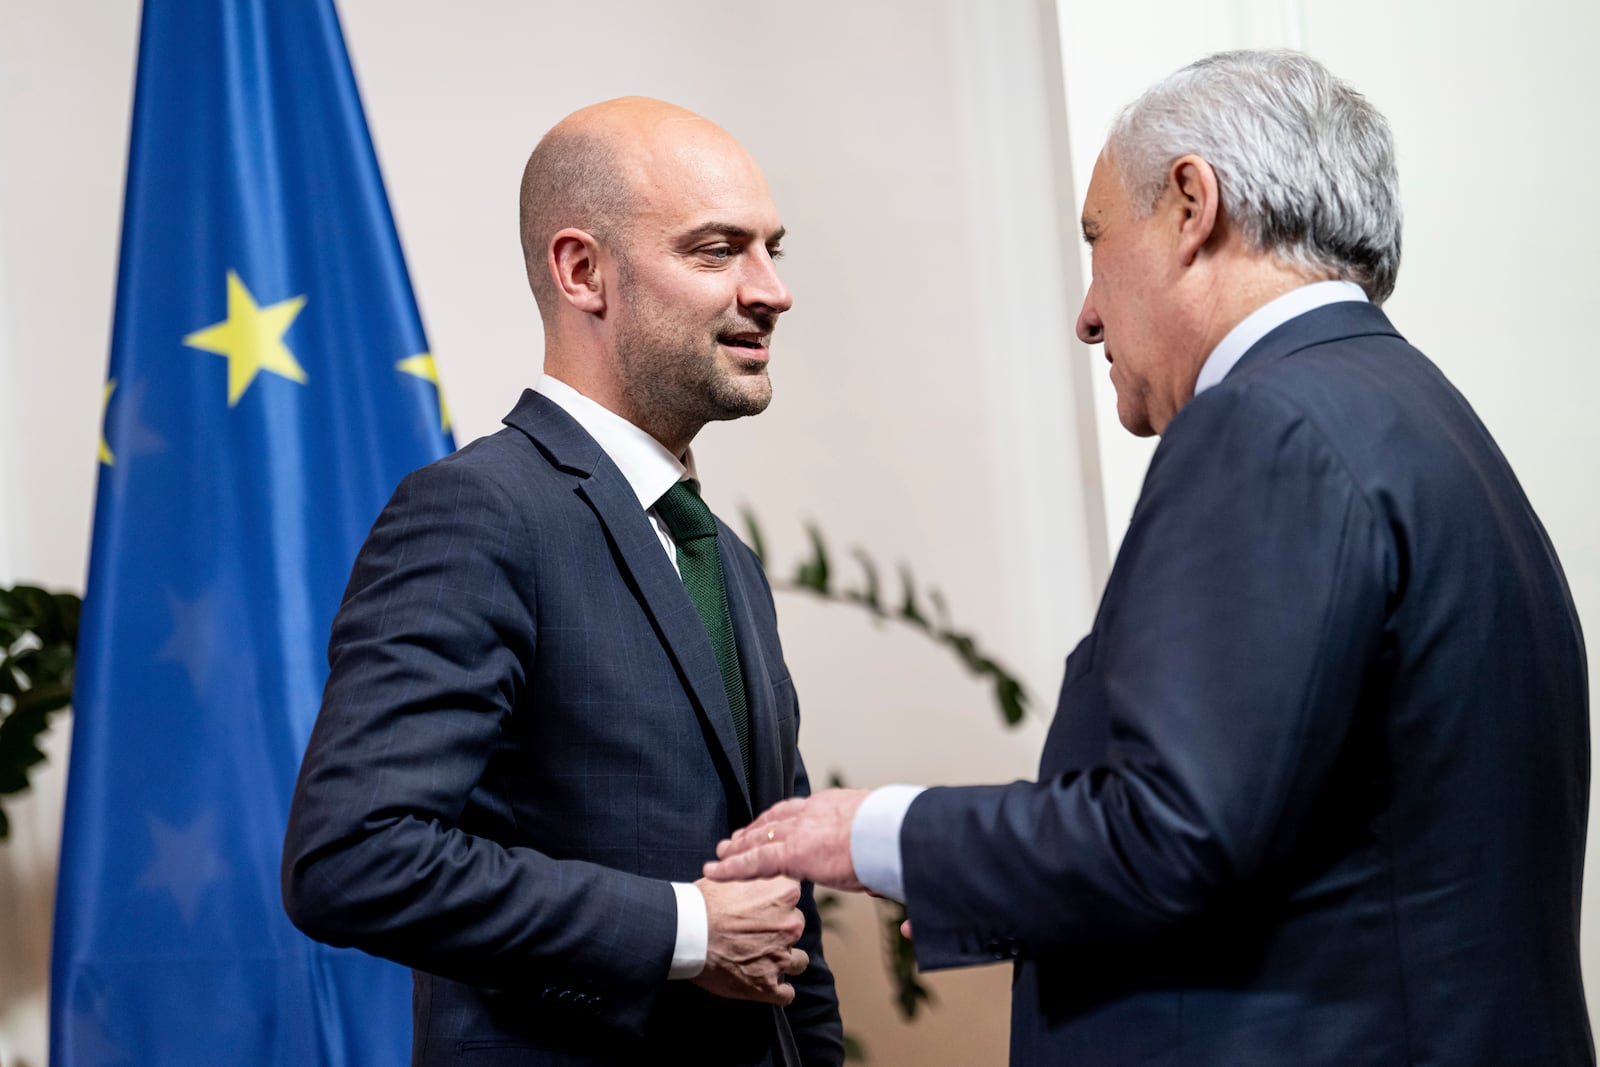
850, 784, 926, 903
668, 881, 708, 979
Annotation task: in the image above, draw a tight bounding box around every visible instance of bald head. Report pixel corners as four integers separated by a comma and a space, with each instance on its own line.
515, 97, 790, 451
518, 97, 733, 320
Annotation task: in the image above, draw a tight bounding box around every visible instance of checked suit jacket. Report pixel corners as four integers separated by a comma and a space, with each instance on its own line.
899, 302, 1592, 1066
282, 390, 843, 1067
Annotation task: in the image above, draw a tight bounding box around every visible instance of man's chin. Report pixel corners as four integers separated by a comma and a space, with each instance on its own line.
1116, 404, 1157, 438
709, 374, 772, 420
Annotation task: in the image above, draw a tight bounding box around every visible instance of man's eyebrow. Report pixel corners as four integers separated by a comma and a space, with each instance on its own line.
679, 223, 786, 245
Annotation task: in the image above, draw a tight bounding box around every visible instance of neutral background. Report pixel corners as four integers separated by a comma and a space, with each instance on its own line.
2, 1, 1596, 1065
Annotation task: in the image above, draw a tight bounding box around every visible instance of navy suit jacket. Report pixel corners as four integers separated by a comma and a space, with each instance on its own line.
282, 392, 843, 1067
900, 303, 1592, 1065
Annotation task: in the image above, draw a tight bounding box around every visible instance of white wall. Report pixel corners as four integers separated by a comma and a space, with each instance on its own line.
0, 6, 142, 1063
0, 184, 15, 583
0, 1, 1095, 1064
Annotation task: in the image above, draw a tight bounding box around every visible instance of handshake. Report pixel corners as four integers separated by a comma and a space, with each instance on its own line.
692, 789, 871, 1004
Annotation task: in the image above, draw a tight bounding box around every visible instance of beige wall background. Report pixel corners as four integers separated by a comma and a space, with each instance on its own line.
2, 1, 1597, 1066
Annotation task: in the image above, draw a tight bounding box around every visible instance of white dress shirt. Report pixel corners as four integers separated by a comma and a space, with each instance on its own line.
848, 279, 1371, 903
534, 374, 709, 979
1192, 280, 1368, 397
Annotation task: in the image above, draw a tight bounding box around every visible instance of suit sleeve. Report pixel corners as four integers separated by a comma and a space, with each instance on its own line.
899, 383, 1393, 969
281, 458, 679, 1034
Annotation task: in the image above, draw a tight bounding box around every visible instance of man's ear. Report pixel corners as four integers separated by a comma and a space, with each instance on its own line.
550, 228, 607, 314
1167, 155, 1221, 266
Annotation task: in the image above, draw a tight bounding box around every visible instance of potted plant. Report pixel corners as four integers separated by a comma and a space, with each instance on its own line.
0, 584, 81, 839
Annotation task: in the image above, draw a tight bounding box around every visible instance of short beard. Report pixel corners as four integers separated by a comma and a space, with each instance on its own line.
616, 327, 772, 448
612, 262, 774, 449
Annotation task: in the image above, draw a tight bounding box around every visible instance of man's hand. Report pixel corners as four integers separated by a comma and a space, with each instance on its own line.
691, 876, 809, 1005
702, 789, 869, 892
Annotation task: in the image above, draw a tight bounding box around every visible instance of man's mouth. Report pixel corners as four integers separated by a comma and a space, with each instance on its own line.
719, 332, 770, 352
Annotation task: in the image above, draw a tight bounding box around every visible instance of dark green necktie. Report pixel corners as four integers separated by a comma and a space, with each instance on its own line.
653, 481, 750, 778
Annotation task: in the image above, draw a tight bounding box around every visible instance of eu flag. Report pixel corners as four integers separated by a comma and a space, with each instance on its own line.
50, 1, 452, 1063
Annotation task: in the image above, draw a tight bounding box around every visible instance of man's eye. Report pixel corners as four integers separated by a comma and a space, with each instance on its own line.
768, 247, 785, 261
700, 246, 734, 260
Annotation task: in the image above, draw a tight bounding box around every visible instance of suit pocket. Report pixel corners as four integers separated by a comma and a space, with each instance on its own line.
1039, 632, 1106, 774
1060, 632, 1097, 689
770, 675, 799, 796
770, 673, 797, 721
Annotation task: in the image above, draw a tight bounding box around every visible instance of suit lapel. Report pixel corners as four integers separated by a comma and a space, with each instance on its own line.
719, 534, 785, 813
504, 391, 753, 815
578, 473, 754, 812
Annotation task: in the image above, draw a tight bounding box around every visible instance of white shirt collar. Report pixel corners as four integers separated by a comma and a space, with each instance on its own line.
534, 374, 698, 510
1193, 280, 1369, 397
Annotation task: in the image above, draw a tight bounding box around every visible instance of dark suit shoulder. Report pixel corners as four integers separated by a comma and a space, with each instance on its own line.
1181, 330, 1517, 534
1202, 329, 1485, 476
376, 422, 594, 555
1152, 368, 1383, 528
409, 421, 572, 493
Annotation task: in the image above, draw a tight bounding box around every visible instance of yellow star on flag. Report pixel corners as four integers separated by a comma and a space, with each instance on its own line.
396, 352, 451, 433
99, 379, 117, 466
182, 271, 308, 406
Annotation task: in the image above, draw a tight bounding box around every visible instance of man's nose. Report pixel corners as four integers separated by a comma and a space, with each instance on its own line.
742, 249, 793, 315
1075, 284, 1103, 345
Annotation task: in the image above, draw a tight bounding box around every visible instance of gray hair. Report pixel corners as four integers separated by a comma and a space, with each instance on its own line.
1108, 49, 1402, 304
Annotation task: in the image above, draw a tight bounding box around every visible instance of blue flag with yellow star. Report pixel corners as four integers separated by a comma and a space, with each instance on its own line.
50, 1, 452, 1064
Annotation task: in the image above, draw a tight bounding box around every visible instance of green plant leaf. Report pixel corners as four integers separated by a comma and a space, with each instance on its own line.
0, 592, 21, 640
879, 898, 932, 1020
740, 506, 768, 567
0, 699, 57, 793
0, 585, 80, 839
10, 586, 54, 629
897, 566, 929, 629
795, 524, 831, 594
845, 549, 885, 618
940, 629, 984, 671
815, 889, 844, 932
7, 646, 45, 678
55, 593, 82, 645
843, 1033, 867, 1062
13, 681, 72, 720
994, 673, 1027, 726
